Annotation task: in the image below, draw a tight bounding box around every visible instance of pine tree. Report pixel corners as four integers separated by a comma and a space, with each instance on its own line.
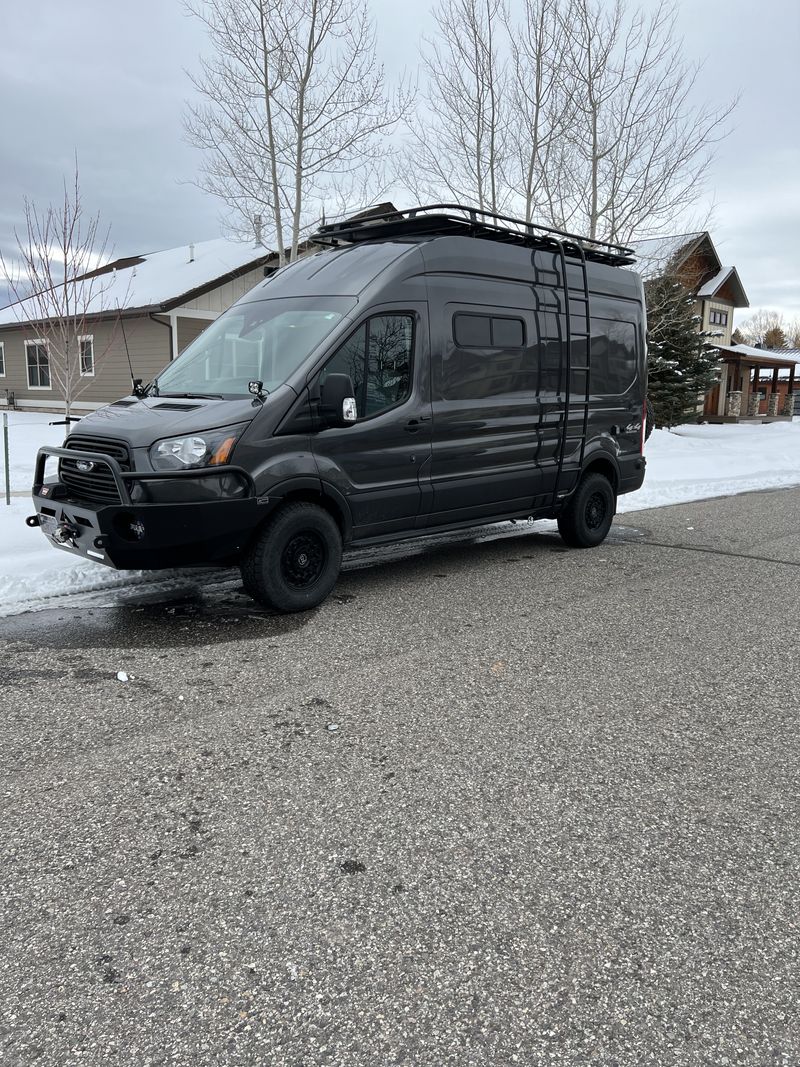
645, 276, 719, 427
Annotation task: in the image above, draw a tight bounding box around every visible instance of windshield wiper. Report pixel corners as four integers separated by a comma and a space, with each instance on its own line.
158, 392, 225, 400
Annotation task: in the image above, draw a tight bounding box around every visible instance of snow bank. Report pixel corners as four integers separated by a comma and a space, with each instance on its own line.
1, 412, 799, 617
619, 421, 800, 512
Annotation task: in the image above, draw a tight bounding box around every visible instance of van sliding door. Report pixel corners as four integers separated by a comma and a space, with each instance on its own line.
427, 276, 543, 525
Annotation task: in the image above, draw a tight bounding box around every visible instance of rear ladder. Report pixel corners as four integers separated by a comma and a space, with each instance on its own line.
551, 241, 592, 506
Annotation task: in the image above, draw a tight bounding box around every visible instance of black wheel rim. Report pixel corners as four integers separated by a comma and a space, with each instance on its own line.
281, 532, 326, 588
585, 491, 608, 531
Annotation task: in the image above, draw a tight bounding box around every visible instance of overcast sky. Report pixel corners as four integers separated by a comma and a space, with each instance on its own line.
1, 0, 798, 325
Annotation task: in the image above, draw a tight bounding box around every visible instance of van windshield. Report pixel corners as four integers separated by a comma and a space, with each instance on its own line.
153, 297, 356, 398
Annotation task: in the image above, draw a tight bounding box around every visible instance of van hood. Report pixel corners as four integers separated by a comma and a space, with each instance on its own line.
69, 394, 266, 449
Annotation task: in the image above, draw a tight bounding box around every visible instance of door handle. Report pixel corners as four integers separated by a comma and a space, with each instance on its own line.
404, 417, 430, 433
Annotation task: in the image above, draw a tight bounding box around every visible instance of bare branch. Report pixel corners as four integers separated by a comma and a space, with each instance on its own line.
184, 0, 413, 261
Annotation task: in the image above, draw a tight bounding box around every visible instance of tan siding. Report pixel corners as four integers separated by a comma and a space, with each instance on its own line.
180, 265, 267, 313
177, 318, 210, 352
696, 297, 734, 346
0, 315, 172, 408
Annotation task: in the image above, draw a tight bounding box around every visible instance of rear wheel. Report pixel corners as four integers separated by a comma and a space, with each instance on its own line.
557, 472, 616, 548
241, 502, 342, 612
645, 396, 655, 441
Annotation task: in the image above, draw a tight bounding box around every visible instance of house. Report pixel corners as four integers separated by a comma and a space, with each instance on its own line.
703, 344, 799, 421
0, 237, 275, 412
633, 231, 749, 347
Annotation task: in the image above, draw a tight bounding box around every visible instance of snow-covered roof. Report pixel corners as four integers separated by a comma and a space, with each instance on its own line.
713, 343, 799, 369
0, 236, 272, 327
697, 265, 749, 307
632, 232, 706, 275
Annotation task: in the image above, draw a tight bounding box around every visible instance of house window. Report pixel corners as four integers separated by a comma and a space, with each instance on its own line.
710, 309, 728, 326
79, 335, 95, 376
0, 342, 5, 377
25, 340, 51, 389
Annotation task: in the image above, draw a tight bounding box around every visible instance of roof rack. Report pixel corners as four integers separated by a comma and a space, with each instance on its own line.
312, 203, 636, 267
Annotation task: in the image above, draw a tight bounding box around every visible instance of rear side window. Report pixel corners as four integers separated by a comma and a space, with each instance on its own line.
453, 313, 525, 348
322, 314, 414, 418
590, 320, 637, 395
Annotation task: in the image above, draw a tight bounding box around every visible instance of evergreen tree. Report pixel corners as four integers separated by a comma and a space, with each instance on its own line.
764, 325, 787, 349
644, 276, 719, 427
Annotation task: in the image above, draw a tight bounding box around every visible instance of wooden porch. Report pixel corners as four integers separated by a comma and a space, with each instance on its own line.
704, 345, 797, 423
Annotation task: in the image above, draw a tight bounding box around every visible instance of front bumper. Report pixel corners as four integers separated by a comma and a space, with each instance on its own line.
29, 446, 265, 570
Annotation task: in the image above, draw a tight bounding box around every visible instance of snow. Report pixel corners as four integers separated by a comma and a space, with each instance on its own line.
697, 266, 736, 298
1, 410, 800, 618
0, 237, 268, 325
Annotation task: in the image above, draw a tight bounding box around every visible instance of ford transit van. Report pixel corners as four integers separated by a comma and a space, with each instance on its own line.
29, 205, 647, 612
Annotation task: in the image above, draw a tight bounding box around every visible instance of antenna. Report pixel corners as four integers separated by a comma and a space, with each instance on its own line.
117, 306, 143, 397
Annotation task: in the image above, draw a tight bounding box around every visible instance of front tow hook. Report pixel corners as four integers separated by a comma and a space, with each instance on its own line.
53, 521, 80, 545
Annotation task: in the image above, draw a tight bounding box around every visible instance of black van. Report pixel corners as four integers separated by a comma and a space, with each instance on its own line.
29, 205, 647, 612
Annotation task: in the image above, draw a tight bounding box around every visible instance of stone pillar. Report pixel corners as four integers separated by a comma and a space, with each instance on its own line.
747, 393, 760, 416
726, 390, 742, 417
784, 393, 797, 416
768, 391, 781, 416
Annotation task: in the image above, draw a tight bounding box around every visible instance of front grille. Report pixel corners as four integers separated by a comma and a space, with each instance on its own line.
60, 434, 131, 503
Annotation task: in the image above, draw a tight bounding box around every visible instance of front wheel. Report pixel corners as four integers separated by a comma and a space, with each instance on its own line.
557, 473, 616, 548
240, 502, 342, 612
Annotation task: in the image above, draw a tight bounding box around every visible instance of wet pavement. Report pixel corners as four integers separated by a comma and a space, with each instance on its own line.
1, 490, 799, 1066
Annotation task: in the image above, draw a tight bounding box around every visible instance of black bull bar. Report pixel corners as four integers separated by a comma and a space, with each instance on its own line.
29, 446, 262, 570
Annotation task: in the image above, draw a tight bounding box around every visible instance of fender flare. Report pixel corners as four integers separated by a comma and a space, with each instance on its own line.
265, 476, 354, 543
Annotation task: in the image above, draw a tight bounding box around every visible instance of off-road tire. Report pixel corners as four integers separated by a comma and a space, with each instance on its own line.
241, 502, 342, 612
645, 396, 655, 441
557, 472, 616, 548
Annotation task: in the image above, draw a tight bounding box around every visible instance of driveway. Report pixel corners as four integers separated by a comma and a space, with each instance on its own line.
1, 489, 798, 1066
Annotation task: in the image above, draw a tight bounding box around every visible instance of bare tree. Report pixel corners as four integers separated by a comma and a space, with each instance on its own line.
185, 0, 411, 264
406, 0, 734, 244
503, 0, 573, 225
0, 168, 128, 419
550, 0, 736, 243
736, 309, 788, 348
401, 0, 510, 214
785, 317, 800, 349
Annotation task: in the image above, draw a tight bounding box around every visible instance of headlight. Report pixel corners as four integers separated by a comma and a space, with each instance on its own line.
149, 425, 246, 471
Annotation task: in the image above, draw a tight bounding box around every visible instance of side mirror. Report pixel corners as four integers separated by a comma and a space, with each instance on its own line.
319, 373, 358, 427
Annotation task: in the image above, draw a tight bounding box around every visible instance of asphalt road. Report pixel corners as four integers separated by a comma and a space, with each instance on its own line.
1, 489, 799, 1067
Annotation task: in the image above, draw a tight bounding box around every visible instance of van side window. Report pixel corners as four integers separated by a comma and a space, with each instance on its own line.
443, 313, 534, 400
322, 314, 414, 418
453, 313, 525, 348
590, 319, 637, 395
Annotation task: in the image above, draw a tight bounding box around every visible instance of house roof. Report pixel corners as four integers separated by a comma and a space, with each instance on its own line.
697, 265, 749, 308
713, 343, 798, 370
632, 232, 708, 276
0, 237, 273, 328
633, 231, 749, 307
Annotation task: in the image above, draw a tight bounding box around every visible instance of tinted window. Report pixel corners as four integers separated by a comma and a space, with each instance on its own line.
492, 317, 524, 347
453, 313, 525, 348
590, 320, 637, 395
322, 314, 414, 418
454, 314, 491, 347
